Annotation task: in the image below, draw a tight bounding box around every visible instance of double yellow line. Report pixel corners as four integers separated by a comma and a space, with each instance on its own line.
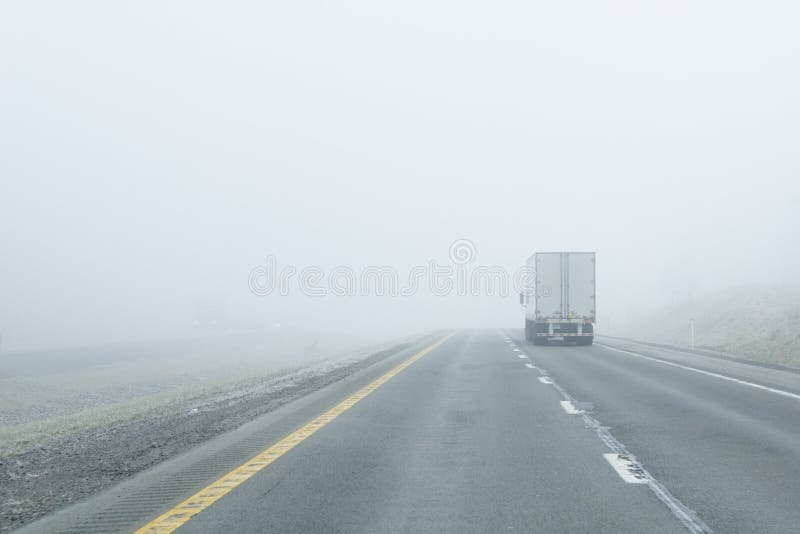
136, 332, 453, 533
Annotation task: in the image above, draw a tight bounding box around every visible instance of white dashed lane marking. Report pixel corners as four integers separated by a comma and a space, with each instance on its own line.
560, 400, 584, 414
604, 453, 649, 484
512, 336, 713, 533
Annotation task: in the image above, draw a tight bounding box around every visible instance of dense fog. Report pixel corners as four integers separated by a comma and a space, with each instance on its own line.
2, 1, 799, 351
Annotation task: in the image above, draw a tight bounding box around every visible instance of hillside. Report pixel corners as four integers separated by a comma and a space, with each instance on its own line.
610, 285, 800, 369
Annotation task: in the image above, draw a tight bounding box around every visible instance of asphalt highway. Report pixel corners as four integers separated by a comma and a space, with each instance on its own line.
174, 330, 692, 533
23, 330, 800, 533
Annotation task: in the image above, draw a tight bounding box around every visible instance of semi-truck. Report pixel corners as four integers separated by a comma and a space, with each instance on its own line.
522, 251, 596, 345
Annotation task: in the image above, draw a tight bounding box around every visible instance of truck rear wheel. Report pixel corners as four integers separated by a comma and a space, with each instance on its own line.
532, 336, 545, 346
576, 336, 593, 346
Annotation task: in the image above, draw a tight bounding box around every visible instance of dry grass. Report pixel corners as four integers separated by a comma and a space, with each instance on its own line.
0, 329, 384, 456
612, 285, 800, 369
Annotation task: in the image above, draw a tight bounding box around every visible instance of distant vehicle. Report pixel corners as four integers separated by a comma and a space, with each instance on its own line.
522, 252, 596, 345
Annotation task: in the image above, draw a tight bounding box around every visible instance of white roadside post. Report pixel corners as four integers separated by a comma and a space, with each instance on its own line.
689, 318, 695, 351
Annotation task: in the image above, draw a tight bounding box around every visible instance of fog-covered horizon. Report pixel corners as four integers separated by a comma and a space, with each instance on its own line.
2, 1, 799, 351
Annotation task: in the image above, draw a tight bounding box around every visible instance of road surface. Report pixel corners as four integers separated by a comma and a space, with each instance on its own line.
23, 330, 800, 533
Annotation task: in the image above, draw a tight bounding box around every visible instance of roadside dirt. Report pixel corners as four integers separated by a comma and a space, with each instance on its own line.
0, 342, 412, 532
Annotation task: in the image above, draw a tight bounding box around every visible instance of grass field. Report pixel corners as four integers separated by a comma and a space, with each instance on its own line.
0, 329, 384, 455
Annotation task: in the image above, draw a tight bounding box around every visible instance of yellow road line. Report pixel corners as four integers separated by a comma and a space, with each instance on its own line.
135, 332, 454, 534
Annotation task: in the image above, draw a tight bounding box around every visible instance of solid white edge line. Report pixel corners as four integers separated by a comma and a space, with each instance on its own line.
538, 376, 553, 384
597, 344, 800, 401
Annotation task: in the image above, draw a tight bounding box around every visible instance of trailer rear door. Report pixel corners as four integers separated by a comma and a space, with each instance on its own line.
566, 252, 595, 320
535, 253, 562, 319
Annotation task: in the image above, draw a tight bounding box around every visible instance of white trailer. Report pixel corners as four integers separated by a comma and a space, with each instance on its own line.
522, 252, 596, 345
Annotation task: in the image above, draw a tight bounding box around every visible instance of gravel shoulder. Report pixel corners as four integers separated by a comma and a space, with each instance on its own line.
0, 336, 420, 532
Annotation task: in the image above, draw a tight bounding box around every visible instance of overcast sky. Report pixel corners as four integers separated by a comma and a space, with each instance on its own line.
2, 1, 799, 350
